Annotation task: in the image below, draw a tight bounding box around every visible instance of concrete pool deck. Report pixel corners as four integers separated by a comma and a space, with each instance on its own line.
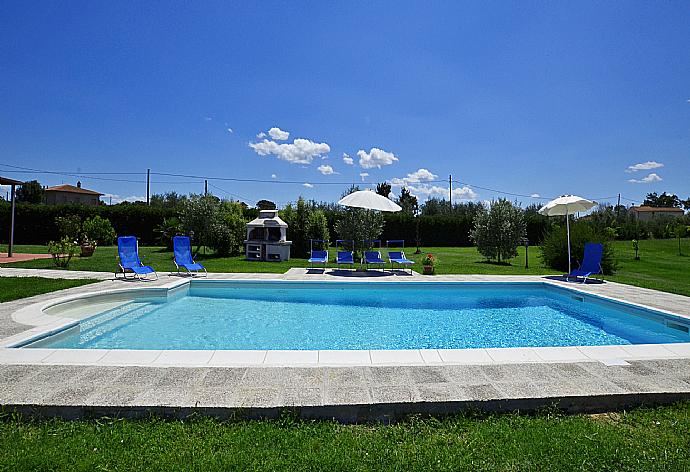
1, 269, 689, 420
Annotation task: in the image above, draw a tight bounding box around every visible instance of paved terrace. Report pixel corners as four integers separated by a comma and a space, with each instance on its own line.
0, 268, 689, 421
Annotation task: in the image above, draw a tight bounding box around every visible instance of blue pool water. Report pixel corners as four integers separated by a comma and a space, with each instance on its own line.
25, 282, 690, 350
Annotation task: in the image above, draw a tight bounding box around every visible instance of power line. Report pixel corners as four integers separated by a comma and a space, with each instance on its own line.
207, 182, 254, 205
0, 161, 644, 206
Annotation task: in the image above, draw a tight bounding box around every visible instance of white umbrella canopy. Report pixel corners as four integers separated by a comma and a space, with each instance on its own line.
338, 190, 402, 212
539, 195, 597, 274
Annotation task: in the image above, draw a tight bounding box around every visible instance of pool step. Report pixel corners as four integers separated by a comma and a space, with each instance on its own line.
77, 302, 161, 345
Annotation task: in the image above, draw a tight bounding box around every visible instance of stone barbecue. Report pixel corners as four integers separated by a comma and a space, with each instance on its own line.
244, 210, 291, 261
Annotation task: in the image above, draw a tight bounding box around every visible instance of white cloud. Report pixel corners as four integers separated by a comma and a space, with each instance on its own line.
628, 173, 662, 184
317, 164, 336, 175
226, 128, 233, 133
102, 193, 147, 204
405, 185, 478, 202
359, 172, 369, 181
204, 117, 213, 121
390, 168, 438, 187
268, 127, 290, 140
357, 148, 399, 169
342, 153, 354, 165
626, 161, 664, 173
249, 138, 330, 165
271, 174, 277, 179
303, 182, 314, 188
530, 193, 541, 198
256, 132, 266, 139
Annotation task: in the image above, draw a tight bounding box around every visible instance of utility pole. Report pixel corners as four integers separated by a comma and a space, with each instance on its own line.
146, 168, 150, 206
616, 193, 621, 217
449, 174, 453, 208
205, 179, 208, 196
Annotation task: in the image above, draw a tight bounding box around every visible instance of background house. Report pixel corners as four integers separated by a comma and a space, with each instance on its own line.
44, 181, 102, 206
630, 205, 684, 221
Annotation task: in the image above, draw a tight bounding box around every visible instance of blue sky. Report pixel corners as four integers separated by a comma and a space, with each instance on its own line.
1, 1, 689, 207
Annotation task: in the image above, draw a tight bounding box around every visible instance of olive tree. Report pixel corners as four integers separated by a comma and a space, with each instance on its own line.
471, 198, 526, 264
334, 208, 384, 255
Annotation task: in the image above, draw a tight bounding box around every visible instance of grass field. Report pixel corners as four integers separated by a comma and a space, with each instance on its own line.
1, 404, 689, 471
0, 277, 98, 303
2, 238, 689, 295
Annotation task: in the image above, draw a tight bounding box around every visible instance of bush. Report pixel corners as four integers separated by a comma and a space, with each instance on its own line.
55, 215, 82, 241
48, 237, 79, 268
155, 217, 184, 250
540, 221, 617, 274
82, 215, 116, 245
471, 199, 526, 263
211, 202, 247, 256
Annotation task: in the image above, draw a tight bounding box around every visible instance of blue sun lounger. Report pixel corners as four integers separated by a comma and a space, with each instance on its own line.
565, 242, 603, 284
116, 236, 157, 280
363, 250, 386, 272
173, 235, 207, 276
336, 251, 355, 269
308, 250, 329, 269
335, 240, 355, 270
388, 251, 415, 274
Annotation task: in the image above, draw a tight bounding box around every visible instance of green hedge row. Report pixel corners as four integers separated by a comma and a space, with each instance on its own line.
0, 203, 176, 245
0, 202, 550, 248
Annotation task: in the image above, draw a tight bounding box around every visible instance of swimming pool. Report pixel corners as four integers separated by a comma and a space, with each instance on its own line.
20, 281, 690, 351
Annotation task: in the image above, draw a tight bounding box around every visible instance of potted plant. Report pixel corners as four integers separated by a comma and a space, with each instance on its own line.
422, 253, 436, 275
80, 234, 96, 257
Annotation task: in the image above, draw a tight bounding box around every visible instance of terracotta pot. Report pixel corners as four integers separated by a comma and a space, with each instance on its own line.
423, 265, 434, 275
80, 244, 96, 257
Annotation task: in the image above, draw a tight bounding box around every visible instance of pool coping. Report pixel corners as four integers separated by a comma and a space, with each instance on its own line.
2, 275, 690, 368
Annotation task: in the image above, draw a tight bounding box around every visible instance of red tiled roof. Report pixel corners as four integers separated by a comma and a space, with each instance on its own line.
631, 205, 684, 213
44, 184, 103, 196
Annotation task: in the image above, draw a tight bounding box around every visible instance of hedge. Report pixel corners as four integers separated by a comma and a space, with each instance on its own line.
0, 203, 176, 245
0, 202, 551, 248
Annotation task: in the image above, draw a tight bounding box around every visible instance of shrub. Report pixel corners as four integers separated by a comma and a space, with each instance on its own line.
48, 237, 79, 268
540, 221, 617, 274
155, 217, 184, 250
471, 199, 526, 264
55, 215, 82, 241
82, 215, 116, 245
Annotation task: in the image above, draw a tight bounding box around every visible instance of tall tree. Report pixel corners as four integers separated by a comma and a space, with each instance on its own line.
15, 180, 44, 204
643, 192, 681, 208
396, 187, 418, 216
375, 182, 391, 198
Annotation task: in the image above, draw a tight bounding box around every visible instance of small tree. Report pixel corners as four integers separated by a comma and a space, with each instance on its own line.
396, 187, 418, 216
471, 199, 526, 264
16, 180, 44, 204
179, 195, 222, 252
281, 197, 329, 257
334, 208, 384, 256
82, 215, 116, 245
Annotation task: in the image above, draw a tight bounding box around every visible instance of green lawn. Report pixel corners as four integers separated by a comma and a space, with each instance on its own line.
2, 238, 689, 296
608, 238, 690, 297
1, 404, 689, 471
0, 277, 98, 303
